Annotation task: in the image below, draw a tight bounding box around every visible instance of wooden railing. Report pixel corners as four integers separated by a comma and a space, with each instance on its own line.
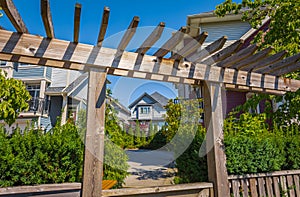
228, 170, 300, 197
0, 182, 213, 197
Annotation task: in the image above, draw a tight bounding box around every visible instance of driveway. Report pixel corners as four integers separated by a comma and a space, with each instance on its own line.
123, 149, 177, 188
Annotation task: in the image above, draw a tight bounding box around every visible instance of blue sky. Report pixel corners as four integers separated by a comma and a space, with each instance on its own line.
0, 0, 230, 107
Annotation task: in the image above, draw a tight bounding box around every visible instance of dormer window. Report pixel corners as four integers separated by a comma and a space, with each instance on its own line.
140, 106, 150, 114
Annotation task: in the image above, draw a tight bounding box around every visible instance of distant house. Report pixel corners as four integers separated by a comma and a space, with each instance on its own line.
128, 92, 170, 130
108, 97, 131, 129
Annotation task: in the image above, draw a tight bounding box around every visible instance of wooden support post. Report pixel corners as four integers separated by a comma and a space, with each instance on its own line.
81, 68, 107, 197
203, 81, 230, 197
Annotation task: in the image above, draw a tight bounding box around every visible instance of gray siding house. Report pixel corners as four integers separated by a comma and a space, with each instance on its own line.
128, 92, 169, 130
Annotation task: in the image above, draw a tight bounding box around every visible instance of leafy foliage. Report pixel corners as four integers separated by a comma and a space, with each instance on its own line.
215, 0, 300, 65
0, 71, 31, 126
0, 123, 83, 187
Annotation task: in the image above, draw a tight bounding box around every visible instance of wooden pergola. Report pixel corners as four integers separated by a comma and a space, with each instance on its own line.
0, 0, 299, 196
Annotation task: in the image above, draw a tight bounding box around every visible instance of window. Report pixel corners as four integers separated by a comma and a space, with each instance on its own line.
0, 61, 7, 66
26, 84, 41, 98
140, 106, 150, 114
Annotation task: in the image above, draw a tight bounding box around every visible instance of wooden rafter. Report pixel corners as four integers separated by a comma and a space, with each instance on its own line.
270, 61, 300, 76
215, 44, 258, 68
41, 0, 54, 38
135, 22, 165, 55
0, 0, 28, 33
0, 29, 299, 92
73, 3, 81, 43
231, 47, 273, 70
187, 36, 227, 63
201, 39, 244, 65
97, 7, 110, 47
245, 50, 287, 72
170, 31, 208, 61
153, 27, 187, 58
117, 16, 139, 53
255, 53, 300, 75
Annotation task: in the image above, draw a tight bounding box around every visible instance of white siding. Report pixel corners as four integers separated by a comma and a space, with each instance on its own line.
50, 68, 82, 87
200, 21, 251, 42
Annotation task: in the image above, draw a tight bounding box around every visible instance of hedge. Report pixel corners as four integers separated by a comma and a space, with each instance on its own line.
0, 121, 129, 188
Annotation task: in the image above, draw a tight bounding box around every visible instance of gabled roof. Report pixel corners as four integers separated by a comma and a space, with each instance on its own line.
128, 92, 169, 109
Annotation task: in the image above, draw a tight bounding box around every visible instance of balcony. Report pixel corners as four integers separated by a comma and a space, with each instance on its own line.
22, 97, 50, 116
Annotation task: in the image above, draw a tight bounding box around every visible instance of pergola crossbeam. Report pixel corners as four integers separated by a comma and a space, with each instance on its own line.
73, 3, 82, 43
187, 36, 227, 63
0, 29, 299, 92
269, 61, 300, 76
231, 47, 273, 70
97, 7, 110, 47
201, 39, 244, 65
245, 50, 287, 72
0, 0, 28, 33
153, 26, 187, 58
170, 31, 208, 61
215, 44, 258, 68
255, 53, 300, 74
41, 0, 54, 39
135, 22, 165, 55
117, 16, 139, 53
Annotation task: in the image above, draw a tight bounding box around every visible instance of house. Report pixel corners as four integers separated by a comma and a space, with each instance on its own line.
175, 11, 271, 114
128, 92, 170, 130
0, 62, 131, 131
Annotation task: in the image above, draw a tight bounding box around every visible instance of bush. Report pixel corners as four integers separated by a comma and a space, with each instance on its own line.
0, 121, 129, 188
0, 123, 83, 187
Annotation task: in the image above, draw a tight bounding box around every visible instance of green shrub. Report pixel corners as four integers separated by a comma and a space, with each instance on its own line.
174, 126, 208, 183
0, 123, 83, 187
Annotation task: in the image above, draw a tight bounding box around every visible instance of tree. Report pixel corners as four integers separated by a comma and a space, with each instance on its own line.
0, 71, 31, 126
215, 0, 300, 78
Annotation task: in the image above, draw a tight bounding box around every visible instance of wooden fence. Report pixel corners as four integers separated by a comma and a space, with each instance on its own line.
0, 182, 213, 197
228, 170, 300, 197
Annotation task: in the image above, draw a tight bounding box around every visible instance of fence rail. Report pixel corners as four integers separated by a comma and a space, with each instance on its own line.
228, 170, 300, 197
0, 182, 213, 197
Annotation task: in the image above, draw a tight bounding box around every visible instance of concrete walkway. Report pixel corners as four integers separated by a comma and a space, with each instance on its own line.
123, 149, 177, 188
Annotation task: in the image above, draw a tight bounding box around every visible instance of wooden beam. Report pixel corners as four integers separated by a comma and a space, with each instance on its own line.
73, 3, 82, 43
0, 30, 299, 92
215, 44, 258, 68
231, 47, 273, 70
201, 39, 244, 65
97, 7, 110, 47
269, 61, 300, 76
41, 0, 54, 38
153, 26, 187, 58
255, 53, 300, 74
170, 31, 208, 61
203, 81, 230, 197
245, 50, 287, 72
187, 36, 227, 63
135, 22, 165, 55
117, 16, 139, 52
0, 0, 28, 33
81, 68, 106, 197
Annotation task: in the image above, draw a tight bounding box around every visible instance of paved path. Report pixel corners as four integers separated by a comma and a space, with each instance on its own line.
123, 149, 177, 188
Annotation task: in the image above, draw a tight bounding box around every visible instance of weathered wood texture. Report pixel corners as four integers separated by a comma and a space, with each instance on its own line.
81, 68, 106, 197
97, 7, 110, 47
73, 3, 82, 43
228, 169, 300, 197
41, 0, 54, 38
203, 81, 230, 197
0, 0, 28, 33
0, 30, 299, 92
0, 182, 213, 197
